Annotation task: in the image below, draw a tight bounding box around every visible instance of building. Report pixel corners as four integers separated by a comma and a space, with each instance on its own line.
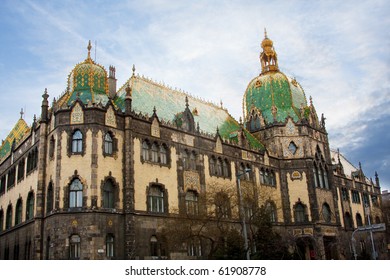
0, 33, 386, 260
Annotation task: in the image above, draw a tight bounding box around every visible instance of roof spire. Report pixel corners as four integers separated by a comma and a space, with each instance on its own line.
20, 108, 24, 119
260, 29, 278, 73
132, 64, 136, 77
87, 40, 92, 60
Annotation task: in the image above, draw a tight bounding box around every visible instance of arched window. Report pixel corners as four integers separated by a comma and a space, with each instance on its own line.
103, 180, 115, 209
270, 171, 276, 186
69, 234, 81, 259
49, 136, 55, 158
210, 156, 216, 175
356, 213, 363, 227
72, 130, 83, 153
148, 185, 165, 213
323, 167, 329, 189
6, 205, 12, 229
104, 133, 113, 155
150, 235, 158, 257
151, 143, 159, 163
26, 192, 34, 220
46, 182, 54, 213
318, 165, 324, 188
17, 159, 25, 181
106, 234, 114, 258
294, 203, 305, 223
160, 145, 167, 164
189, 152, 196, 170
222, 159, 229, 177
260, 168, 265, 184
322, 203, 331, 223
182, 150, 189, 169
265, 201, 277, 222
15, 199, 22, 225
264, 169, 270, 184
313, 164, 318, 188
185, 190, 199, 215
142, 140, 149, 161
216, 158, 222, 176
69, 179, 83, 208
215, 192, 231, 219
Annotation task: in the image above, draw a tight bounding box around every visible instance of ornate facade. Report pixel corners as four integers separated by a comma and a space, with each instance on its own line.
0, 35, 386, 260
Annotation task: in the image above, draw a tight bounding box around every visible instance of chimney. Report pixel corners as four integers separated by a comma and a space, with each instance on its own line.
108, 65, 117, 99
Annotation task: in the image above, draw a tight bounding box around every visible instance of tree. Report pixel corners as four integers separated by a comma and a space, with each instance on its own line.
251, 205, 291, 259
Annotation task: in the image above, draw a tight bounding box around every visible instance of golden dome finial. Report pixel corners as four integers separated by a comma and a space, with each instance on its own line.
264, 27, 268, 39
87, 40, 92, 60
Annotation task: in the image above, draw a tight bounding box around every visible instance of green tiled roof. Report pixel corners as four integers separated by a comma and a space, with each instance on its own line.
244, 71, 307, 124
115, 76, 264, 151
0, 118, 30, 160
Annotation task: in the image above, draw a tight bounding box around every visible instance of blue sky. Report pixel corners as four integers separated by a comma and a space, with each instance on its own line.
0, 0, 389, 190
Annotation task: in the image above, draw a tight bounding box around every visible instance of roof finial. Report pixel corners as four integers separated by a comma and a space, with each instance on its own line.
87, 40, 92, 59
20, 108, 24, 119
185, 96, 189, 108
264, 27, 268, 38
132, 64, 136, 77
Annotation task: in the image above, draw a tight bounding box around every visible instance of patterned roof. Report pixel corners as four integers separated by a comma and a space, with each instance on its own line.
243, 71, 308, 124
0, 118, 30, 160
115, 76, 264, 151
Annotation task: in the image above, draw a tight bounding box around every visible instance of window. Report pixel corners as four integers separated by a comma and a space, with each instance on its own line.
142, 140, 150, 161
26, 192, 34, 220
148, 185, 165, 213
352, 190, 361, 204
222, 159, 229, 177
244, 199, 255, 220
362, 193, 370, 206
69, 179, 83, 208
183, 151, 189, 169
69, 235, 81, 259
15, 199, 22, 225
215, 192, 231, 219
189, 152, 196, 170
294, 203, 305, 223
0, 210, 3, 232
7, 167, 16, 189
103, 180, 115, 209
6, 205, 12, 229
150, 235, 158, 257
371, 195, 378, 207
106, 234, 114, 258
216, 158, 222, 176
288, 141, 297, 155
313, 165, 318, 188
104, 133, 113, 155
187, 238, 202, 257
185, 191, 199, 215
17, 159, 25, 181
46, 183, 54, 213
260, 169, 265, 184
265, 201, 277, 222
26, 148, 38, 173
151, 143, 159, 163
356, 213, 363, 227
49, 136, 55, 158
71, 130, 83, 153
344, 212, 353, 230
341, 188, 349, 201
318, 166, 324, 188
322, 203, 331, 223
160, 145, 167, 164
210, 156, 216, 175
0, 176, 5, 195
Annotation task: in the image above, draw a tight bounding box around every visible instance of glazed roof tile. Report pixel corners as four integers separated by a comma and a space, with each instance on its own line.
0, 118, 30, 160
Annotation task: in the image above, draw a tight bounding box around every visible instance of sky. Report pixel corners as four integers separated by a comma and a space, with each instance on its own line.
0, 0, 389, 190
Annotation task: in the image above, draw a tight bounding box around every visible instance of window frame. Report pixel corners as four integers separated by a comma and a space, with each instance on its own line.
71, 130, 83, 154
69, 179, 83, 208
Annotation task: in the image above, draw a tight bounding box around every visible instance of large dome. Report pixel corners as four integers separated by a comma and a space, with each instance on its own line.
243, 32, 308, 125
243, 72, 307, 124
67, 41, 108, 105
